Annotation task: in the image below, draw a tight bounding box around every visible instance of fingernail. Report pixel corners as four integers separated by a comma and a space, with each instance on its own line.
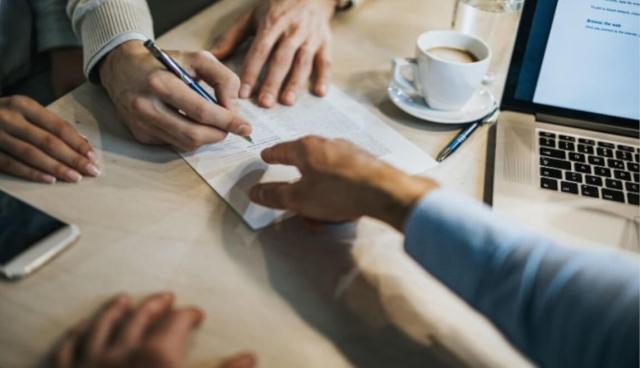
86, 150, 98, 163
235, 124, 251, 136
283, 90, 296, 105
80, 133, 89, 142
240, 83, 252, 98
85, 163, 100, 177
260, 92, 275, 107
65, 170, 82, 183
41, 174, 56, 184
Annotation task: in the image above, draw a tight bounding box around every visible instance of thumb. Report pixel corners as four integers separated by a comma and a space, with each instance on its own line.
211, 11, 253, 59
218, 352, 256, 368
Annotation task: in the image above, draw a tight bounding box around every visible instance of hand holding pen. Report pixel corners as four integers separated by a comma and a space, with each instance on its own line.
144, 40, 253, 144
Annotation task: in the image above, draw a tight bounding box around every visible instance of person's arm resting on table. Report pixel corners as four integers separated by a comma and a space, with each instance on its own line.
66, 0, 252, 150
249, 136, 639, 368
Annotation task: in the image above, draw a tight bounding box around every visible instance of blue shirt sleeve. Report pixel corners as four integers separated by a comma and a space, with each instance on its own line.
403, 189, 639, 368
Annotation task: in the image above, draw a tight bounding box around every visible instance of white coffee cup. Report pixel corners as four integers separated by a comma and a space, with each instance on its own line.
392, 30, 491, 111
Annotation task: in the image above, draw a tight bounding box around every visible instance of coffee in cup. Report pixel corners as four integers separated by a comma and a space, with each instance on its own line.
392, 31, 491, 111
425, 47, 479, 64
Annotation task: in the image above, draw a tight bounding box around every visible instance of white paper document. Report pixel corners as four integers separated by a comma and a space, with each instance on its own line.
181, 87, 437, 230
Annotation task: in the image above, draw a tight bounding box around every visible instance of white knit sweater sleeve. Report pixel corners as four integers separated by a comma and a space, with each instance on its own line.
67, 0, 154, 82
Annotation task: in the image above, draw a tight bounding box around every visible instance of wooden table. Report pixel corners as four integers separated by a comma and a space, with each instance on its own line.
0, 1, 532, 367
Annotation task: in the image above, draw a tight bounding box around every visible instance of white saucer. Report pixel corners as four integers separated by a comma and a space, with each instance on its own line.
387, 80, 497, 124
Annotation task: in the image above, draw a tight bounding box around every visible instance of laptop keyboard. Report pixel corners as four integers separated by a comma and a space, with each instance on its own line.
537, 130, 640, 206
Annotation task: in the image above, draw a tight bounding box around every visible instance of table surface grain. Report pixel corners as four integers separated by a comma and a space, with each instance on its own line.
0, 1, 531, 367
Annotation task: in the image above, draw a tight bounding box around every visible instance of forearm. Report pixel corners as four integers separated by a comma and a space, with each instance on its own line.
66, 0, 154, 82
403, 189, 639, 368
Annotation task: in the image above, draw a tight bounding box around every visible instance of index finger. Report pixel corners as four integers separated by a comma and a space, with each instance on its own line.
240, 21, 288, 97
260, 140, 308, 167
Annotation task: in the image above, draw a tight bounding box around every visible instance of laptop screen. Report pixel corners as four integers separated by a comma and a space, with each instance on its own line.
502, 0, 639, 130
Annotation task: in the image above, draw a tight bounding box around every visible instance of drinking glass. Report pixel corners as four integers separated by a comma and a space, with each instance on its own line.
452, 0, 524, 81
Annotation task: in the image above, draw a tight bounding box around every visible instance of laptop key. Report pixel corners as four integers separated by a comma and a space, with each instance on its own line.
568, 152, 585, 162
565, 172, 583, 183
596, 147, 613, 158
539, 131, 556, 138
626, 182, 639, 193
558, 141, 575, 151
613, 170, 631, 181
540, 167, 562, 179
586, 175, 603, 186
605, 179, 623, 190
578, 145, 594, 155
618, 144, 635, 152
598, 142, 615, 149
581, 185, 599, 198
635, 153, 639, 163
594, 166, 611, 177
607, 159, 624, 170
559, 135, 575, 142
578, 138, 595, 146
628, 193, 640, 206
588, 156, 605, 166
541, 177, 558, 191
574, 163, 591, 174
628, 162, 639, 172
540, 157, 571, 170
560, 181, 579, 194
635, 173, 640, 183
616, 150, 633, 161
540, 148, 566, 159
602, 189, 624, 203
539, 137, 555, 148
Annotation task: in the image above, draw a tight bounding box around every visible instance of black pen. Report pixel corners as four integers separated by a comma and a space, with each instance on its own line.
143, 40, 253, 143
436, 109, 499, 162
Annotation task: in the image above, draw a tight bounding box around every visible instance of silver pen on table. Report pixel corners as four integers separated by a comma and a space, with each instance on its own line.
144, 40, 253, 144
436, 109, 499, 162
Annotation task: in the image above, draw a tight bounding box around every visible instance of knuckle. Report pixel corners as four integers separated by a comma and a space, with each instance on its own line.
146, 72, 166, 94
194, 49, 215, 65
182, 130, 203, 149
17, 144, 36, 159
7, 95, 32, 110
71, 154, 88, 170
130, 97, 148, 115
39, 134, 59, 152
253, 43, 270, 59
53, 163, 68, 176
191, 103, 210, 123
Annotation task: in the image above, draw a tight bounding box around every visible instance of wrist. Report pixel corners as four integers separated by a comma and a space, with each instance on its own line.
366, 167, 437, 231
99, 40, 146, 86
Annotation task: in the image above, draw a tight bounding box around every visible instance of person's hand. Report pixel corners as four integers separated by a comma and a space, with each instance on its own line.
99, 41, 252, 151
212, 0, 336, 108
50, 48, 86, 98
249, 136, 438, 230
52, 292, 256, 368
0, 95, 98, 183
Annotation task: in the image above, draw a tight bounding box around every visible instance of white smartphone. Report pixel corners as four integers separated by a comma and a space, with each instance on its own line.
0, 189, 79, 280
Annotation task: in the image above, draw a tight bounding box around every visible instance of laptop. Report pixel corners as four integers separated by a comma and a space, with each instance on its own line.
492, 0, 639, 252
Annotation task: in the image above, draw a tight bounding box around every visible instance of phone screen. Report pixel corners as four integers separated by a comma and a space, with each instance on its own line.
0, 190, 66, 266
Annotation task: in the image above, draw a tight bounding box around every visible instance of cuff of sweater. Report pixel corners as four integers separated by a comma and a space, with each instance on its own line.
77, 0, 154, 81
